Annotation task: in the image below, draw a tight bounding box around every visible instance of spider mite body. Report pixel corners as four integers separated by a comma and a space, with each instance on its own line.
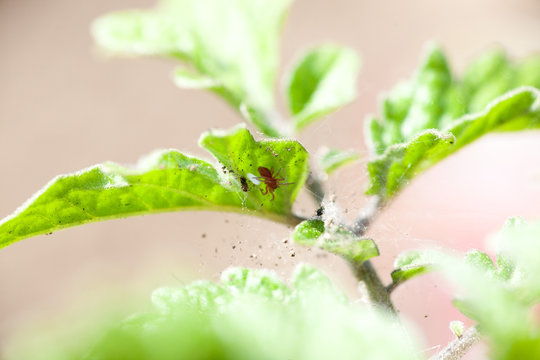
256, 166, 294, 201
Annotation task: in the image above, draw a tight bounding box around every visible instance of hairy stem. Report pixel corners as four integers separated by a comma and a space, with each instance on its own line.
352, 260, 397, 314
352, 196, 383, 236
347, 196, 397, 314
262, 111, 393, 314
305, 172, 325, 204
430, 327, 481, 360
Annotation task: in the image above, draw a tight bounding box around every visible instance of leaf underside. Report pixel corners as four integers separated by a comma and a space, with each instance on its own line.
0, 126, 308, 249
92, 0, 292, 137
366, 45, 540, 202
286, 45, 360, 130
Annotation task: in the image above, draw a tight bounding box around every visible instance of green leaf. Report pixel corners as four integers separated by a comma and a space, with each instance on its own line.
492, 217, 540, 303
449, 321, 465, 338
92, 0, 293, 137
464, 249, 496, 274
390, 250, 434, 285
0, 125, 308, 249
317, 147, 360, 175
431, 218, 540, 360
286, 45, 360, 130
199, 125, 309, 214
292, 219, 379, 263
7, 265, 422, 360
365, 44, 540, 202
367, 87, 540, 201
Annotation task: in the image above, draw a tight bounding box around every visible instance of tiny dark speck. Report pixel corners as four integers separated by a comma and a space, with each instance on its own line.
201, 233, 206, 238
240, 177, 249, 192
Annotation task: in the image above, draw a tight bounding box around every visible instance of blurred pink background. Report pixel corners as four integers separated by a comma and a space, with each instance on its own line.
1, 0, 540, 357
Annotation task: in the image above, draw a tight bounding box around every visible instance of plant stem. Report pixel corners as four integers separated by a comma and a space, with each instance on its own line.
347, 196, 397, 314
265, 111, 394, 315
351, 260, 397, 314
352, 196, 383, 236
305, 173, 325, 203
430, 327, 480, 360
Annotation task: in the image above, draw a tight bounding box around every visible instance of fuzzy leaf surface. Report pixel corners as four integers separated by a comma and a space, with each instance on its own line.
292, 219, 379, 263
367, 87, 540, 200
0, 126, 308, 248
92, 0, 292, 137
317, 147, 360, 175
413, 218, 540, 360
366, 44, 540, 201
7, 265, 422, 360
390, 250, 434, 286
286, 45, 360, 130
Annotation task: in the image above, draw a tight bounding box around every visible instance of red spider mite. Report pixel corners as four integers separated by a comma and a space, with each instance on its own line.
256, 166, 294, 201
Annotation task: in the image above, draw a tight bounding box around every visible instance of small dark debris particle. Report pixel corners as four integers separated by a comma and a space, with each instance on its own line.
240, 177, 249, 192
224, 219, 229, 223
232, 245, 236, 249
424, 315, 428, 318
278, 256, 282, 260
258, 245, 262, 249
215, 248, 218, 253
282, 239, 288, 244
290, 252, 296, 257
201, 233, 206, 238
316, 207, 324, 216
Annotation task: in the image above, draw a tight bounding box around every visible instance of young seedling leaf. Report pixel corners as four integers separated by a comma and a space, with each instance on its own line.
390, 250, 434, 286
366, 43, 540, 202
464, 249, 496, 274
292, 219, 379, 264
317, 147, 360, 175
286, 45, 360, 130
367, 87, 540, 201
199, 125, 309, 215
92, 0, 292, 137
492, 217, 540, 302
0, 125, 308, 249
8, 265, 422, 360
423, 218, 540, 360
449, 321, 465, 339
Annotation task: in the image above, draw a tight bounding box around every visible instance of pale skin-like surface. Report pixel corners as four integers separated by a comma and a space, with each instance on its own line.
1, 0, 540, 358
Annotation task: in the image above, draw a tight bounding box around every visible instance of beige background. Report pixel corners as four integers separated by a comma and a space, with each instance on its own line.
1, 0, 540, 357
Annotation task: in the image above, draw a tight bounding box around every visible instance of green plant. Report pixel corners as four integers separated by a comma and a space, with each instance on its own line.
2, 0, 540, 359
